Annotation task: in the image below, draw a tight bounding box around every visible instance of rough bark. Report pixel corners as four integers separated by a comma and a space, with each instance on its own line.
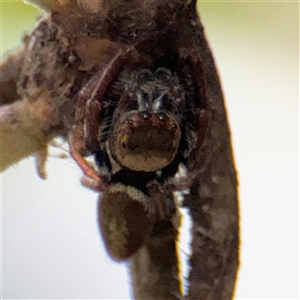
0, 0, 239, 298
179, 7, 239, 300
130, 216, 183, 300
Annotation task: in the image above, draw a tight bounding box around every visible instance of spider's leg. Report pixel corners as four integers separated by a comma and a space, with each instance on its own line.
72, 45, 134, 155
68, 133, 108, 192
146, 179, 176, 221
178, 38, 211, 179
184, 108, 211, 176
94, 149, 112, 176
69, 46, 134, 190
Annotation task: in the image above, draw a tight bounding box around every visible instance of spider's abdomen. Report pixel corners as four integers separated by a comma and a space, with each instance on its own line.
98, 182, 153, 261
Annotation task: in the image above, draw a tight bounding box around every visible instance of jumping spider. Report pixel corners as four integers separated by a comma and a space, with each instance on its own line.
68, 46, 210, 261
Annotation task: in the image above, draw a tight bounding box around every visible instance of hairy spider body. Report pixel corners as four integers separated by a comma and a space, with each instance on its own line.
68, 43, 210, 261
82, 67, 204, 261
89, 68, 200, 260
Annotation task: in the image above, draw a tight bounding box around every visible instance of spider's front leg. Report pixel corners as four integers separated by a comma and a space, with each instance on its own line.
68, 132, 106, 192
68, 46, 134, 191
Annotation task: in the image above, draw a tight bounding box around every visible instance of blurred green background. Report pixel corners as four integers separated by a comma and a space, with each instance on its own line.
1, 1, 299, 299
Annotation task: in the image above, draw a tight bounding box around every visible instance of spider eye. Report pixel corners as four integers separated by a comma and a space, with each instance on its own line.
138, 111, 151, 120
157, 112, 167, 121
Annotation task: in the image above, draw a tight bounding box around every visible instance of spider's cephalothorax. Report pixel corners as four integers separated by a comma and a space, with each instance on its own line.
97, 68, 199, 176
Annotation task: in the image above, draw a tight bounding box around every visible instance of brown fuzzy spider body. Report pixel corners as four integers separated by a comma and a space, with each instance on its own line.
69, 49, 209, 260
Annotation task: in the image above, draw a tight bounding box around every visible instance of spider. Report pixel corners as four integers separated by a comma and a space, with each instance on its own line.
67, 45, 210, 261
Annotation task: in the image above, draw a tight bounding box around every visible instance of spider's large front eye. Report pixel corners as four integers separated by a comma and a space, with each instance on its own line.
108, 110, 181, 172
